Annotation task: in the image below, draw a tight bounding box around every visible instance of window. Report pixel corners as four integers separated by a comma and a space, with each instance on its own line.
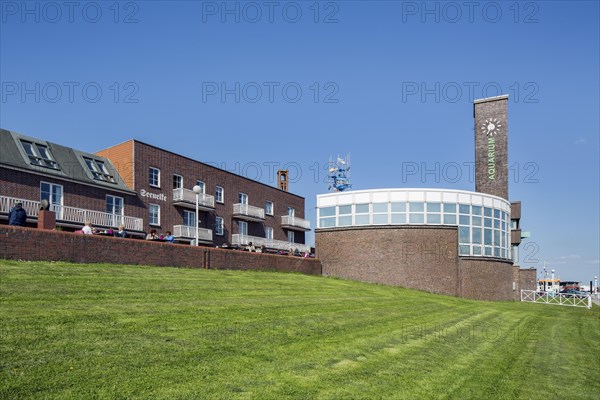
265, 201, 274, 215
355, 204, 370, 225
183, 210, 196, 227
319, 206, 336, 228
83, 157, 116, 183
40, 182, 63, 218
173, 174, 183, 189
196, 181, 205, 193
372, 202, 388, 225
288, 207, 295, 217
215, 217, 224, 236
338, 205, 352, 226
265, 226, 273, 240
20, 140, 59, 169
149, 204, 160, 226
149, 167, 160, 187
238, 221, 248, 236
106, 195, 124, 226
215, 186, 224, 203
239, 193, 248, 205
287, 230, 295, 243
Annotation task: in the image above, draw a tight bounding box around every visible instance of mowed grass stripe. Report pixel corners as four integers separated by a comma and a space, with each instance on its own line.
1, 260, 598, 400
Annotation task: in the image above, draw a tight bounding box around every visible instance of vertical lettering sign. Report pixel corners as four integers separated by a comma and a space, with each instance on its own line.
474, 97, 508, 200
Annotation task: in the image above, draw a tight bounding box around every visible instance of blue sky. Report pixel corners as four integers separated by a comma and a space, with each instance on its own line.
1, 1, 598, 283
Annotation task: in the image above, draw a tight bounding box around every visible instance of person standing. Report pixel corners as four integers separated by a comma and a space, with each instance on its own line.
8, 202, 27, 226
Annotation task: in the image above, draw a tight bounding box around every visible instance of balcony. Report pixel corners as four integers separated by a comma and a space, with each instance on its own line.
173, 225, 213, 243
281, 215, 311, 231
232, 203, 265, 222
231, 234, 310, 254
172, 188, 215, 211
0, 195, 144, 231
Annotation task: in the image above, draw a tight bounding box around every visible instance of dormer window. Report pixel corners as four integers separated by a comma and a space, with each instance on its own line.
19, 140, 59, 169
83, 157, 116, 183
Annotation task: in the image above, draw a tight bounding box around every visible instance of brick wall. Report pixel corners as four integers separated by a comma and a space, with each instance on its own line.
316, 226, 534, 301
458, 257, 515, 301
0, 226, 321, 275
316, 226, 460, 296
96, 140, 135, 189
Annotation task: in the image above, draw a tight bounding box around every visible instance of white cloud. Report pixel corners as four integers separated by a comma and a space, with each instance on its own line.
574, 138, 586, 145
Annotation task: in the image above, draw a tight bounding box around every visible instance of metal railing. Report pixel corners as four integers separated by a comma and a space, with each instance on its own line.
281, 215, 311, 230
233, 203, 265, 220
0, 195, 143, 231
231, 234, 310, 253
172, 188, 215, 208
173, 225, 213, 241
521, 290, 592, 309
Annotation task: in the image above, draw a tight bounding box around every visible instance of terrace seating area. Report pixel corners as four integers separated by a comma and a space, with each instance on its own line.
0, 195, 144, 232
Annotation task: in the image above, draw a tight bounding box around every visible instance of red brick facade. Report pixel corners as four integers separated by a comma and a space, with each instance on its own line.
316, 226, 536, 301
97, 140, 307, 246
0, 226, 321, 275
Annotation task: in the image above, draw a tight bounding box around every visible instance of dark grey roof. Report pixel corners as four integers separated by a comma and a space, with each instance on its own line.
0, 128, 134, 193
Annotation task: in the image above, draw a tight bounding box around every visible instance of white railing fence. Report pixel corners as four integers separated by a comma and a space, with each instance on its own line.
173, 225, 213, 241
521, 290, 592, 309
281, 215, 311, 230
231, 234, 310, 253
172, 189, 215, 208
233, 203, 265, 220
0, 195, 143, 231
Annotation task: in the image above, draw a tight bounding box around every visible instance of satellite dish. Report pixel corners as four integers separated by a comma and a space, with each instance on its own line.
40, 199, 50, 211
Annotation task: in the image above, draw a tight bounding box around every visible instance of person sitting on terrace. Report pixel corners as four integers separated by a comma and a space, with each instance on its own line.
246, 242, 256, 252
293, 248, 301, 257
146, 229, 160, 240
8, 202, 27, 226
114, 224, 127, 238
82, 221, 94, 235
164, 231, 175, 243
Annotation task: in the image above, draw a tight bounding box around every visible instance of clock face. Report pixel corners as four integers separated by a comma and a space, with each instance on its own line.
481, 118, 502, 136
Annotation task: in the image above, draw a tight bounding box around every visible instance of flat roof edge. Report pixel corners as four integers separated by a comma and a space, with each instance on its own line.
474, 94, 509, 104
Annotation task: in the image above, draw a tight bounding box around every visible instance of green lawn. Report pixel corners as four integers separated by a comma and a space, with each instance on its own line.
1, 260, 598, 399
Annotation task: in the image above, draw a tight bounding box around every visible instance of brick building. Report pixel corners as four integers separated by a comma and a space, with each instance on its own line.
314, 96, 535, 301
0, 129, 310, 252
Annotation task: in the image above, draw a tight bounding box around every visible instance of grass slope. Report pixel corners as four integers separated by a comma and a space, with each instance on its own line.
1, 260, 598, 399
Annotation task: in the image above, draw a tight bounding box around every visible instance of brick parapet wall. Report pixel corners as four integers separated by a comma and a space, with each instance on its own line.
0, 226, 321, 275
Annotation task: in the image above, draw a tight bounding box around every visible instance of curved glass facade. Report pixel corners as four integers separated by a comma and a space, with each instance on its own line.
317, 189, 511, 260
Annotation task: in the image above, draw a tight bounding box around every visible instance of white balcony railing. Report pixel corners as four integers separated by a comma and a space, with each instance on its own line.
281, 215, 311, 231
0, 195, 143, 231
233, 203, 265, 220
173, 225, 213, 242
172, 189, 215, 209
231, 234, 310, 254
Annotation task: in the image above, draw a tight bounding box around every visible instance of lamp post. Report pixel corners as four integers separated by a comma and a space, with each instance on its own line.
595, 276, 598, 297
551, 269, 555, 293
192, 185, 202, 246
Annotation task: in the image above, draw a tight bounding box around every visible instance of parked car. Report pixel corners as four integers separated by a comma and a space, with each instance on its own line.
560, 289, 589, 298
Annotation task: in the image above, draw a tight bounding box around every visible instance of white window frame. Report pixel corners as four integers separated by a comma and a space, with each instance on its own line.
173, 174, 183, 190
238, 220, 248, 236
149, 203, 160, 226
215, 217, 224, 236
196, 180, 205, 193
265, 226, 273, 240
287, 230, 295, 243
106, 195, 124, 227
288, 207, 295, 217
40, 181, 63, 218
215, 186, 224, 203
149, 167, 161, 188
265, 201, 274, 216
183, 209, 196, 227
239, 192, 248, 205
